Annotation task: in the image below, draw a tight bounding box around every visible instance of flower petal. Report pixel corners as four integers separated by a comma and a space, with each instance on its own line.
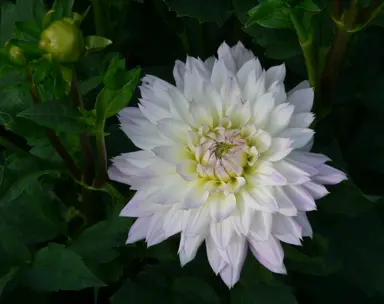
179, 233, 206, 266
313, 164, 347, 185
126, 216, 150, 244
284, 185, 317, 211
272, 214, 302, 245
206, 235, 227, 274
209, 193, 237, 222
288, 87, 314, 113
280, 128, 314, 149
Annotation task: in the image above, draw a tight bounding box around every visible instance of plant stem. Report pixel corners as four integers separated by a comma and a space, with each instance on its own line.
28, 77, 82, 181
290, 12, 317, 89
70, 69, 94, 186
321, 0, 357, 94
93, 123, 107, 188
91, 0, 107, 37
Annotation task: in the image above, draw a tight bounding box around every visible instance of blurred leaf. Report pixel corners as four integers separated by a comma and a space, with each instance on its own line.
32, 59, 52, 84
0, 4, 17, 44
15, 22, 41, 39
0, 267, 19, 297
52, 0, 74, 19
296, 0, 320, 11
24, 243, 105, 292
79, 75, 103, 95
96, 67, 140, 122
85, 36, 113, 52
8, 39, 42, 56
172, 276, 220, 304
18, 99, 89, 133
68, 216, 133, 264
246, 1, 291, 29
15, 0, 45, 24
163, 0, 232, 24
231, 281, 298, 304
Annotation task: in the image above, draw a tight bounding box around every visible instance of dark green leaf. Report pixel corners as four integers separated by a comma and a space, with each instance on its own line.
231, 281, 298, 304
96, 67, 140, 122
24, 243, 105, 292
15, 22, 41, 39
0, 4, 18, 44
172, 277, 220, 304
296, 0, 320, 11
0, 267, 19, 297
8, 39, 42, 56
32, 59, 52, 84
52, 0, 74, 19
17, 100, 89, 133
103, 55, 127, 90
163, 0, 232, 24
85, 36, 113, 52
246, 1, 291, 29
16, 0, 45, 24
68, 216, 133, 264
79, 75, 103, 95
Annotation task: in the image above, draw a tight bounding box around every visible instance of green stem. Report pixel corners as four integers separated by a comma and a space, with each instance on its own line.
70, 69, 94, 186
28, 75, 82, 180
93, 123, 107, 188
91, 0, 107, 37
290, 12, 317, 89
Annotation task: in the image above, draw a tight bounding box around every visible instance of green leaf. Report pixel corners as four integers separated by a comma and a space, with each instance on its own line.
0, 169, 58, 207
16, 0, 45, 24
103, 55, 128, 90
231, 281, 298, 304
163, 0, 232, 24
52, 0, 74, 19
85, 36, 113, 52
15, 22, 41, 39
296, 0, 320, 11
96, 67, 140, 122
8, 39, 42, 56
245, 1, 291, 29
0, 267, 19, 297
0, 4, 18, 44
17, 99, 89, 133
172, 277, 220, 304
68, 216, 133, 264
32, 59, 52, 84
24, 243, 105, 292
79, 75, 103, 95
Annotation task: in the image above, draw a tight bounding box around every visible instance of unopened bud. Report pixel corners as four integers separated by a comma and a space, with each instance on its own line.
39, 19, 84, 63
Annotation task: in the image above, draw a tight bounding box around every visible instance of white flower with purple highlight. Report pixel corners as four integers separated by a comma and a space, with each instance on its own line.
108, 41, 347, 288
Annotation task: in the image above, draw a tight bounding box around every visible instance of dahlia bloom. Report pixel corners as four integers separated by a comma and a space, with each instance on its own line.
108, 42, 346, 287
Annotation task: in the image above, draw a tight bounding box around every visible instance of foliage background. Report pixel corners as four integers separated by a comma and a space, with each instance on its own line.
1, 0, 384, 303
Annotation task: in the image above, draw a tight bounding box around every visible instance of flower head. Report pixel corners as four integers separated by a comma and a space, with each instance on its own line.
108, 42, 347, 288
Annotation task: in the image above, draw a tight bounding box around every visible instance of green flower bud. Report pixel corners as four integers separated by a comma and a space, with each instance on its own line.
5, 43, 27, 66
72, 12, 83, 25
39, 19, 84, 63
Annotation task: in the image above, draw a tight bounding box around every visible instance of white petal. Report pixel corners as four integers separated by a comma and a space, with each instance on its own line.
146, 210, 167, 247
252, 93, 275, 128
211, 58, 233, 92
209, 193, 237, 221
289, 112, 315, 128
126, 216, 150, 244
284, 185, 317, 211
265, 64, 286, 87
249, 211, 272, 241
266, 103, 294, 135
313, 164, 347, 185
157, 118, 191, 142
152, 145, 190, 164
240, 188, 277, 212
237, 59, 262, 89
274, 187, 297, 216
302, 181, 329, 199
288, 151, 329, 167
280, 128, 314, 149
289, 80, 310, 93
204, 56, 216, 72
163, 206, 184, 238
182, 180, 209, 209
272, 214, 302, 245
184, 206, 210, 236
248, 235, 286, 274
179, 234, 206, 266
232, 197, 254, 235
120, 190, 164, 217
186, 56, 210, 80
206, 236, 227, 274
264, 138, 293, 162
173, 59, 185, 90
243, 71, 266, 104
288, 87, 314, 113
176, 160, 198, 181
294, 212, 313, 238
285, 158, 319, 176
167, 88, 194, 124
217, 42, 237, 73
219, 235, 247, 288
249, 129, 272, 153
210, 217, 234, 248
273, 160, 311, 185
108, 166, 131, 185
138, 99, 171, 123
231, 41, 255, 70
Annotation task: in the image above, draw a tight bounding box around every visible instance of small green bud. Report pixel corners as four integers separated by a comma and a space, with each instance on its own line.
39, 19, 84, 63
5, 42, 27, 66
72, 12, 83, 25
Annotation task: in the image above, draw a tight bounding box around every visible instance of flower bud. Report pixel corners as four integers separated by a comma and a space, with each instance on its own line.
39, 19, 84, 63
5, 42, 27, 66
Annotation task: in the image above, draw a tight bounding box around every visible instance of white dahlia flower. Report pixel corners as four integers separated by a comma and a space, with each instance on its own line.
108, 42, 347, 288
